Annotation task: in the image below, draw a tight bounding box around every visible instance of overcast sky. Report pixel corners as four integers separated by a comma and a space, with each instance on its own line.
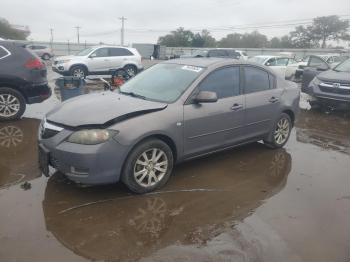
1, 0, 350, 45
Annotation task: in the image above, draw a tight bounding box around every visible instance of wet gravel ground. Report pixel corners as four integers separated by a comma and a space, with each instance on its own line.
0, 63, 350, 262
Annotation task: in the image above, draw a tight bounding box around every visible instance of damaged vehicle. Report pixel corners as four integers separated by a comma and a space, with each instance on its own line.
303, 58, 350, 109
38, 58, 300, 193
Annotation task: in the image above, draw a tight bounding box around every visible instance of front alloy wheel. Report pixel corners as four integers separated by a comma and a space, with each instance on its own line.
134, 148, 169, 187
122, 139, 173, 194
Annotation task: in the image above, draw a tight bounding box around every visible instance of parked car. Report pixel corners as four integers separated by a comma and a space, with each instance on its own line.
26, 44, 53, 60
0, 41, 51, 121
181, 49, 243, 60
295, 54, 348, 80
38, 58, 300, 193
302, 57, 350, 109
249, 55, 299, 79
52, 46, 143, 78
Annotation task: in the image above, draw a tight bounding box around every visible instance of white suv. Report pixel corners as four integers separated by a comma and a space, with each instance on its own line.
52, 45, 143, 78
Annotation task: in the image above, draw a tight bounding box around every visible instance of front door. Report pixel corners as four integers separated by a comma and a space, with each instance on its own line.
86, 47, 111, 73
183, 66, 245, 157
243, 66, 283, 139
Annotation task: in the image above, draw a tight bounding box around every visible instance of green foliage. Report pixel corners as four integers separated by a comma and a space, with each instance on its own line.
311, 15, 350, 48
158, 27, 194, 47
192, 30, 216, 47
0, 18, 29, 40
217, 31, 268, 48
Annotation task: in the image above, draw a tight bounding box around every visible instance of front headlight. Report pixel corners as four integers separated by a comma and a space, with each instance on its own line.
67, 129, 118, 145
310, 77, 321, 86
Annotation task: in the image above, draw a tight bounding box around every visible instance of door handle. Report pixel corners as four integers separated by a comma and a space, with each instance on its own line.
231, 103, 243, 111
269, 97, 279, 103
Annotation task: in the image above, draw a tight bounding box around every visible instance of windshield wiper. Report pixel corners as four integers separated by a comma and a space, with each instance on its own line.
119, 91, 147, 100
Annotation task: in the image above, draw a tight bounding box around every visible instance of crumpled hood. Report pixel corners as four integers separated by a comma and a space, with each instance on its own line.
46, 92, 167, 128
318, 70, 350, 84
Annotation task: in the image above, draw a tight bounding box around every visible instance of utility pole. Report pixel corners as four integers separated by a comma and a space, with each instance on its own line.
75, 26, 81, 44
118, 17, 127, 46
49, 28, 54, 50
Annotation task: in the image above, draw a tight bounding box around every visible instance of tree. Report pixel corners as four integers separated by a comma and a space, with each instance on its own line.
289, 25, 318, 48
0, 18, 29, 40
192, 30, 216, 47
217, 33, 243, 48
158, 27, 194, 47
310, 15, 350, 48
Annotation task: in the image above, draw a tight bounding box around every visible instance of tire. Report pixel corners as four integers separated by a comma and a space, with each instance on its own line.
0, 87, 26, 121
122, 139, 174, 194
42, 53, 50, 60
70, 65, 88, 78
264, 113, 292, 149
123, 64, 137, 77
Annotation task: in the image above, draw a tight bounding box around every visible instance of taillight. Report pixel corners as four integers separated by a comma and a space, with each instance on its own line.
24, 58, 44, 70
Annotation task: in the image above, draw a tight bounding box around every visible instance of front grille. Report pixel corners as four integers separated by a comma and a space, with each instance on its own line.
319, 85, 350, 95
41, 128, 60, 139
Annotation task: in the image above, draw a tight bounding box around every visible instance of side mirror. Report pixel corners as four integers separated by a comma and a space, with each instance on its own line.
265, 62, 270, 66
193, 91, 218, 103
89, 53, 97, 58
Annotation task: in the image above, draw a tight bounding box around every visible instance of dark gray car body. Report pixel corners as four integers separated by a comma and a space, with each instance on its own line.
39, 58, 300, 185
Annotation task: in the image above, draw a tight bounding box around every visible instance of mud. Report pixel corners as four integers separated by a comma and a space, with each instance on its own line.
1, 67, 350, 261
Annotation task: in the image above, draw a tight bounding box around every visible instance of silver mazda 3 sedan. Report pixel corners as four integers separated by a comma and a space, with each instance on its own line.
38, 58, 300, 193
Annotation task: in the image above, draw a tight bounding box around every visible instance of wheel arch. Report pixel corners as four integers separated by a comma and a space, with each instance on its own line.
69, 63, 89, 74
281, 109, 295, 126
0, 83, 28, 103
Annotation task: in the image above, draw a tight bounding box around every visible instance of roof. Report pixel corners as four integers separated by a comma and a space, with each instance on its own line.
162, 58, 276, 74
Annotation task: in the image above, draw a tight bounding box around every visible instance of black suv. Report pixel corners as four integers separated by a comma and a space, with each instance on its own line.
0, 41, 51, 121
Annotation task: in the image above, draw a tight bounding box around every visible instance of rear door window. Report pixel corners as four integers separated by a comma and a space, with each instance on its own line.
308, 56, 329, 70
198, 66, 240, 99
109, 48, 133, 57
244, 66, 271, 94
276, 58, 289, 66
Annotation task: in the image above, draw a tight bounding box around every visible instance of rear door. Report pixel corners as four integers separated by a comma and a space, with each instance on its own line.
243, 66, 282, 139
86, 47, 110, 73
183, 66, 245, 157
302, 55, 330, 89
108, 47, 135, 70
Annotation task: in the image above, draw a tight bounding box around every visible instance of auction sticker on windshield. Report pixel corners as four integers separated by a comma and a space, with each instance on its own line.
181, 65, 203, 72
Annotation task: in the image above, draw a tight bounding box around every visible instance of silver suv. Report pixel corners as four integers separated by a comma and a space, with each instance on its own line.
26, 45, 53, 60
52, 45, 143, 78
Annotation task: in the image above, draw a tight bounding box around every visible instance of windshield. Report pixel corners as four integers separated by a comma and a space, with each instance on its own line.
119, 63, 204, 103
249, 57, 267, 65
333, 58, 350, 72
75, 47, 94, 56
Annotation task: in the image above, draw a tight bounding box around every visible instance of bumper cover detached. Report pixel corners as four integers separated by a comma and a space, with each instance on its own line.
39, 138, 129, 185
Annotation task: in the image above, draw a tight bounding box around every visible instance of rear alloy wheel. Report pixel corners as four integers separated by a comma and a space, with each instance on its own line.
122, 139, 173, 194
42, 53, 51, 60
124, 65, 137, 77
0, 88, 26, 121
264, 113, 292, 149
70, 66, 87, 78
